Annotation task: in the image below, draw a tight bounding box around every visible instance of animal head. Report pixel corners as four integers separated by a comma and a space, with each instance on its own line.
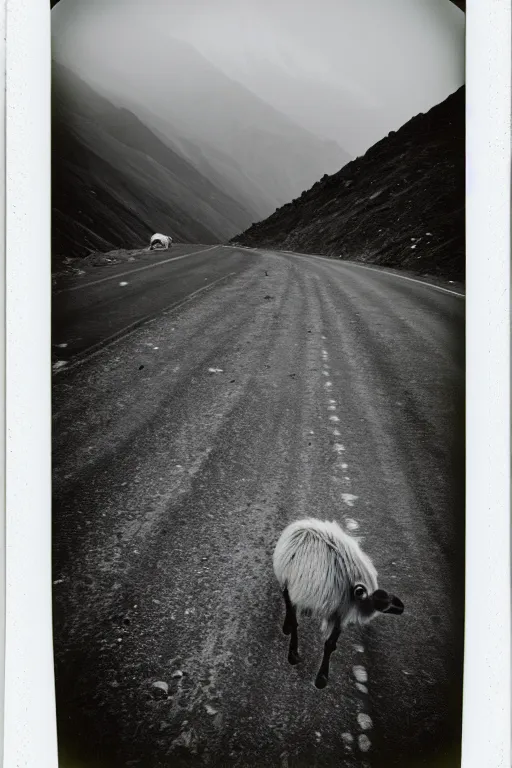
352, 583, 404, 619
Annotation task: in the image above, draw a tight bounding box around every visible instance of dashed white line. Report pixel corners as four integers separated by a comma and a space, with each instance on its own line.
353, 666, 368, 683
357, 714, 373, 731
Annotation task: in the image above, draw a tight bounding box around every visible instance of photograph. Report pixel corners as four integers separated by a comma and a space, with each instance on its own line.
50, 1, 466, 766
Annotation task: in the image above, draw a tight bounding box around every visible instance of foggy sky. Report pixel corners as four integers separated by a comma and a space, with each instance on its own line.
52, 0, 464, 156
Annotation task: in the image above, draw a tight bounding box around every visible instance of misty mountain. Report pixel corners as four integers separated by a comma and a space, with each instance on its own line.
52, 62, 259, 262
56, 33, 350, 218
232, 87, 464, 281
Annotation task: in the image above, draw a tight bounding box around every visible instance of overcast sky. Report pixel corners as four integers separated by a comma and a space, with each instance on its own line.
52, 0, 464, 156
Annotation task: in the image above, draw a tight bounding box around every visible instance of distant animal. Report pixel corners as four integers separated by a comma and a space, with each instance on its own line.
149, 233, 173, 250
273, 518, 404, 689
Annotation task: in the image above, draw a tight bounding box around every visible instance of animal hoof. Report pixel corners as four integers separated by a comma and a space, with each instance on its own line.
315, 674, 328, 689
288, 650, 301, 665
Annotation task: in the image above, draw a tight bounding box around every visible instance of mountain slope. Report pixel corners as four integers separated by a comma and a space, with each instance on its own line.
232, 87, 465, 281
55, 33, 350, 217
52, 62, 258, 263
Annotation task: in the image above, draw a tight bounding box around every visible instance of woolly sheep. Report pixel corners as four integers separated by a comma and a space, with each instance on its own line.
150, 233, 173, 250
273, 518, 404, 689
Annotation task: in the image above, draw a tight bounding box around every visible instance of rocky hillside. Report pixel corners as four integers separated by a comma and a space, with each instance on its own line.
52, 62, 258, 266
232, 87, 465, 281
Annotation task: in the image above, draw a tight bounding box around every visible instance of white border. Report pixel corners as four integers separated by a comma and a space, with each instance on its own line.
0, 0, 6, 763
3, 1, 512, 767
4, 0, 58, 766
462, 1, 511, 767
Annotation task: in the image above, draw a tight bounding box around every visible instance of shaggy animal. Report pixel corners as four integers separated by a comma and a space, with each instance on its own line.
273, 518, 404, 689
149, 233, 173, 250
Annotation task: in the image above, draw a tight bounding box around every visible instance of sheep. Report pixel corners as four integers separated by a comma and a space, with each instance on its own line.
273, 518, 404, 689
149, 233, 173, 250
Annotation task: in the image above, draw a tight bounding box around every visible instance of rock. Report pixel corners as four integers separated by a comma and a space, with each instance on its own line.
172, 670, 184, 679
150, 681, 169, 698
205, 704, 218, 716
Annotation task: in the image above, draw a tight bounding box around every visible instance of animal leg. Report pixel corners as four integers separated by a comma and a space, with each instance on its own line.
314, 618, 341, 689
282, 588, 300, 665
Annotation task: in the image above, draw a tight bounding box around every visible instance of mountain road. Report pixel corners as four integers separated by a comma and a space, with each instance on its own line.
52, 245, 465, 768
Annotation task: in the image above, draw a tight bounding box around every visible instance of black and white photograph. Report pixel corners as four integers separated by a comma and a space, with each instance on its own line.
50, 1, 466, 766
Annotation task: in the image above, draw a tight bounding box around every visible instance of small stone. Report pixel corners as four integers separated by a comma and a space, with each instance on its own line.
151, 681, 169, 698
205, 704, 218, 716
172, 670, 184, 679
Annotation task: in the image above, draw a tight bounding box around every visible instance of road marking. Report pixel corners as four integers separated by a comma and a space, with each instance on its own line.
52, 271, 237, 376
338, 260, 465, 298
358, 714, 373, 731
353, 666, 368, 683
269, 249, 465, 298
54, 245, 219, 294
317, 353, 374, 764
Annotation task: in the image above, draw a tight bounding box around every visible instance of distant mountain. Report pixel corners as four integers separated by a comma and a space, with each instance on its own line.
56, 34, 350, 219
232, 87, 465, 281
52, 62, 258, 263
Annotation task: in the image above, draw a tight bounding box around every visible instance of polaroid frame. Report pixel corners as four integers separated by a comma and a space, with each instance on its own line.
2, 0, 511, 765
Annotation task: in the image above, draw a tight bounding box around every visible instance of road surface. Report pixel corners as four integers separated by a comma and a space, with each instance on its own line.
52, 245, 465, 768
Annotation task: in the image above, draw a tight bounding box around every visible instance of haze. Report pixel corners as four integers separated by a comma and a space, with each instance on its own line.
52, 0, 464, 157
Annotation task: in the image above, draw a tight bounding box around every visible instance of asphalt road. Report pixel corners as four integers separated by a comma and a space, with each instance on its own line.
52, 246, 465, 768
